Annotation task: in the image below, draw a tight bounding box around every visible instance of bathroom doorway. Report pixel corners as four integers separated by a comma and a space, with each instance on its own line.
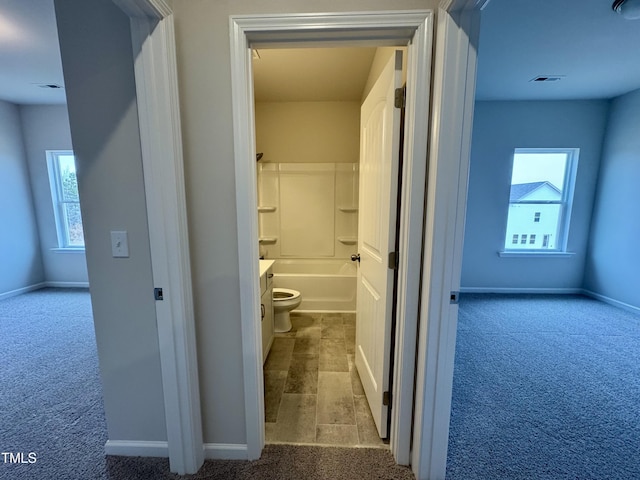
254, 46, 404, 447
230, 11, 434, 464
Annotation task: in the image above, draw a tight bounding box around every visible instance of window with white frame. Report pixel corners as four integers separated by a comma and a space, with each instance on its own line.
503, 148, 579, 252
47, 151, 85, 248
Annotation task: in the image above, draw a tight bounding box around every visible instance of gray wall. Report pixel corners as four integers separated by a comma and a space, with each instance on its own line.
461, 100, 609, 290
19, 105, 89, 285
54, 0, 167, 442
0, 100, 45, 296
584, 88, 640, 309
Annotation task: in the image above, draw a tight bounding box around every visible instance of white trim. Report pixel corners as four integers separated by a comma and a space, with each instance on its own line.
111, 0, 170, 18
113, 0, 204, 475
0, 283, 89, 301
498, 251, 576, 258
0, 283, 47, 301
230, 11, 433, 466
50, 248, 85, 254
128, 13, 204, 478
460, 288, 640, 314
104, 440, 169, 457
449, 7, 478, 302
460, 287, 583, 294
45, 150, 83, 249
296, 309, 356, 314
229, 16, 264, 461
203, 443, 248, 460
456, 288, 640, 314
502, 147, 580, 254
411, 6, 481, 479
389, 13, 433, 466
45, 281, 90, 288
442, 0, 492, 11
232, 11, 425, 47
582, 290, 640, 315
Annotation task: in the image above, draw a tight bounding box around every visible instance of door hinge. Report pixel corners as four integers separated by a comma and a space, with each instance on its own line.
383, 390, 392, 408
388, 251, 398, 270
394, 87, 406, 109
154, 287, 164, 301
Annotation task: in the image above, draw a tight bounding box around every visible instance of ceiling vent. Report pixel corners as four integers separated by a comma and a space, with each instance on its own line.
36, 83, 64, 89
530, 75, 564, 83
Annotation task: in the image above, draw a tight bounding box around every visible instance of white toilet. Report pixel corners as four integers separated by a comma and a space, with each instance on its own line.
272, 288, 302, 333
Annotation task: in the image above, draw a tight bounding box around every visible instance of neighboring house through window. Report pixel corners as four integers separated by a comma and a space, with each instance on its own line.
503, 148, 579, 252
47, 151, 85, 249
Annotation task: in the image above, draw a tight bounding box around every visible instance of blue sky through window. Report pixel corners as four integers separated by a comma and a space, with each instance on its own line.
511, 152, 567, 192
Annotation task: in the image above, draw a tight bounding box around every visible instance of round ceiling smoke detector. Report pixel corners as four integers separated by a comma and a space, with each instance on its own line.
612, 0, 640, 20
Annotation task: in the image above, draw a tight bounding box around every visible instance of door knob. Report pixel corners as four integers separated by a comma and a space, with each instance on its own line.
351, 253, 360, 263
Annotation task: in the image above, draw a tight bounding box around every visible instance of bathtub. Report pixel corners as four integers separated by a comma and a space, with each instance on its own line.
271, 259, 357, 312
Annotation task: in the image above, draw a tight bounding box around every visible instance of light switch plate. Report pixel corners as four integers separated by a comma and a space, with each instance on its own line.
110, 230, 129, 258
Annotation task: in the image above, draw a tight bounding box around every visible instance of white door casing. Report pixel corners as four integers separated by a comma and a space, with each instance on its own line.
111, 0, 204, 474
355, 50, 403, 439
230, 11, 433, 465
411, 4, 484, 479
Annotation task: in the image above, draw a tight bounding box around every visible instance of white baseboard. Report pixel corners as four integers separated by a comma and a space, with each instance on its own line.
104, 441, 247, 460
296, 309, 356, 314
582, 290, 640, 315
105, 440, 169, 457
204, 443, 248, 460
459, 287, 640, 314
460, 287, 582, 294
0, 282, 89, 301
0, 282, 47, 301
45, 281, 90, 288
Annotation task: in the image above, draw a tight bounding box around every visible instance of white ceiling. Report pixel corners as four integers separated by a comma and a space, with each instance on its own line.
0, 0, 66, 105
252, 47, 376, 102
1, 0, 640, 105
476, 0, 640, 100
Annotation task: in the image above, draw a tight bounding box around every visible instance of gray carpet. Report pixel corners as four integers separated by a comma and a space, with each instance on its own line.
106, 444, 414, 479
0, 289, 413, 480
0, 288, 108, 480
447, 294, 640, 479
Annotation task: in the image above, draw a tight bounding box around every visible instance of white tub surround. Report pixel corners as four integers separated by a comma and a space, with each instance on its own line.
271, 259, 356, 312
257, 163, 358, 259
280, 164, 335, 256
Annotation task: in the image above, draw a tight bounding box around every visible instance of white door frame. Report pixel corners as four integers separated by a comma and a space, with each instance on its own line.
229, 11, 433, 464
111, 0, 204, 475
411, 1, 486, 479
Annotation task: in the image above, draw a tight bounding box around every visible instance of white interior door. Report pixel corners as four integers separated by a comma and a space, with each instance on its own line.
355, 50, 403, 438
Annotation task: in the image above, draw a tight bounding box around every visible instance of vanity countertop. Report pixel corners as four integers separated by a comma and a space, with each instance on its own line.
259, 259, 275, 278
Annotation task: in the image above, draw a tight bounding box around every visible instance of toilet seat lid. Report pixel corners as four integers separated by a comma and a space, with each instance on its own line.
273, 287, 300, 300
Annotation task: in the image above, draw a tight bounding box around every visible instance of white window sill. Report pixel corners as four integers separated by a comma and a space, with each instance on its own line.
51, 247, 86, 254
498, 251, 575, 258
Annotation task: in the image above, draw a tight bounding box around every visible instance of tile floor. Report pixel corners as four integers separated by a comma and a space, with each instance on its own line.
264, 311, 387, 448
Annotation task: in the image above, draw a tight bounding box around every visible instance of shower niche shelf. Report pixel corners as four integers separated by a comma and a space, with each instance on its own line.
337, 236, 357, 245
338, 206, 358, 213
259, 237, 278, 244
258, 206, 277, 213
